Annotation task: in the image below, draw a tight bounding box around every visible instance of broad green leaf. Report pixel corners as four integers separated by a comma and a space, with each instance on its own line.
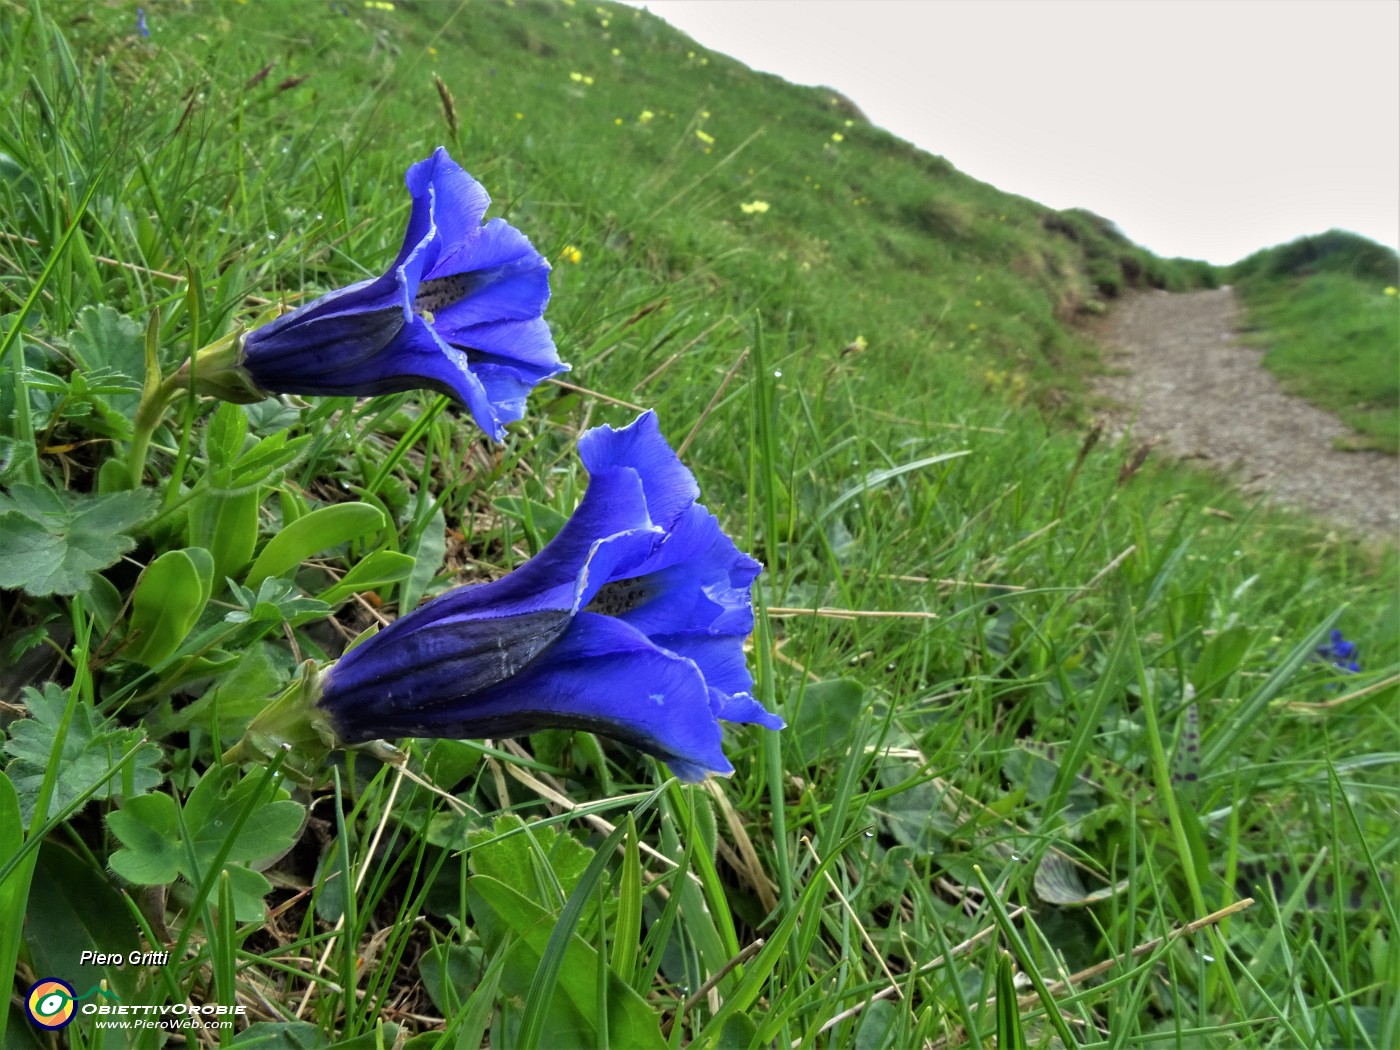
319, 549, 416, 605
183, 763, 304, 867
418, 942, 482, 1015
399, 505, 447, 612
106, 765, 305, 922
0, 485, 156, 597
0, 769, 38, 1043
24, 843, 143, 997
789, 678, 867, 767
244, 502, 387, 590
106, 792, 183, 884
468, 814, 595, 913
3, 683, 163, 825
466, 875, 666, 1050
191, 486, 261, 583
124, 547, 215, 667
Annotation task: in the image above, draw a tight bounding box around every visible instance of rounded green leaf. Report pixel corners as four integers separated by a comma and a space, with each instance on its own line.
244, 502, 388, 590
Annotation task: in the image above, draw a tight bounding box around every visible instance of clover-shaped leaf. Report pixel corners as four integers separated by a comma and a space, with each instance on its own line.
107, 764, 304, 921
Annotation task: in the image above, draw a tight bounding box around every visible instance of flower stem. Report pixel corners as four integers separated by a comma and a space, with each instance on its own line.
126, 366, 190, 488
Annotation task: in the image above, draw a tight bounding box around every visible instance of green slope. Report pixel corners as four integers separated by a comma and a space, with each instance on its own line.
1, 3, 1396, 1048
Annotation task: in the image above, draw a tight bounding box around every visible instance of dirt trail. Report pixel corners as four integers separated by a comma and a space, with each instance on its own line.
1094, 287, 1398, 542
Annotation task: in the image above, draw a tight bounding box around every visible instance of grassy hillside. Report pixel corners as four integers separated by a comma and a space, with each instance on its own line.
1, 3, 1396, 1049
1230, 230, 1400, 453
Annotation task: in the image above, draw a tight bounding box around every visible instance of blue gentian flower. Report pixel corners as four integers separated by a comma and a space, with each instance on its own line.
136, 7, 150, 37
235, 147, 566, 440
315, 411, 783, 781
1317, 628, 1361, 673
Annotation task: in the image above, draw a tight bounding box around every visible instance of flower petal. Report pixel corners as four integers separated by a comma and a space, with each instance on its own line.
404, 147, 490, 265
578, 411, 699, 531
428, 218, 553, 329
321, 606, 574, 743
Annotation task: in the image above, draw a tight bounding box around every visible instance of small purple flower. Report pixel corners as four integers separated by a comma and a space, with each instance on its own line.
236, 147, 565, 440
1317, 628, 1360, 673
136, 7, 149, 37
315, 411, 783, 781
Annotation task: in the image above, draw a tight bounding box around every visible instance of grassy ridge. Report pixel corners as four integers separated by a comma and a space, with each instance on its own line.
1, 2, 1397, 1049
1230, 230, 1400, 453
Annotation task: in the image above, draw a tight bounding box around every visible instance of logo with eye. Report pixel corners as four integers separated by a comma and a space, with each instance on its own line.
25, 979, 77, 1029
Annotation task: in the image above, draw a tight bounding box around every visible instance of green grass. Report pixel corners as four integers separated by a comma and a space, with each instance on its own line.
1230, 231, 1400, 453
1, 2, 1397, 1049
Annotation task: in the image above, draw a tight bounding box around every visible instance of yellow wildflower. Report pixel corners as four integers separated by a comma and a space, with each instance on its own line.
740, 200, 771, 215
515, 112, 524, 120
968, 323, 978, 332
559, 245, 582, 265
701, 110, 710, 119
830, 132, 843, 143
570, 71, 583, 82
1385, 286, 1398, 296
612, 47, 621, 56
426, 45, 437, 57
583, 75, 594, 85
363, 0, 394, 9
695, 129, 715, 145
614, 117, 623, 125
639, 110, 655, 123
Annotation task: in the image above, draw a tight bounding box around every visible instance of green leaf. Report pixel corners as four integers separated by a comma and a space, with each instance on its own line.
399, 505, 447, 612
106, 792, 183, 884
789, 678, 867, 767
191, 487, 261, 584
0, 485, 156, 597
231, 1022, 329, 1048
68, 304, 145, 425
243, 502, 388, 590
468, 814, 595, 913
226, 578, 331, 627
494, 495, 569, 550
319, 549, 416, 606
3, 683, 163, 825
124, 547, 215, 667
24, 843, 143, 997
204, 401, 249, 468
183, 763, 305, 867
106, 764, 305, 922
0, 769, 38, 1042
418, 942, 482, 1015
466, 875, 666, 1050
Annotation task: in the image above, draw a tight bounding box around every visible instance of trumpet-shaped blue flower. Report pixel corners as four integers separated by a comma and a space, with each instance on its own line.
236, 147, 566, 440
316, 411, 783, 781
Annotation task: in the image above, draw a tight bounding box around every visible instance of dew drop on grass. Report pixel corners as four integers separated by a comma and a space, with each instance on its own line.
885, 663, 896, 672
863, 830, 874, 838
773, 370, 782, 378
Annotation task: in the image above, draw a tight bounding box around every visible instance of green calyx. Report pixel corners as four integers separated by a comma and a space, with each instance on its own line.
222, 661, 337, 782
175, 327, 265, 405
223, 661, 407, 784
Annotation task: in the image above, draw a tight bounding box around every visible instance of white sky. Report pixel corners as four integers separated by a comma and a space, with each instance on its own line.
622, 0, 1400, 265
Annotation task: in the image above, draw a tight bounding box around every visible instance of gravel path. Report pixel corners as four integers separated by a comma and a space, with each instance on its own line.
1094, 287, 1398, 543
